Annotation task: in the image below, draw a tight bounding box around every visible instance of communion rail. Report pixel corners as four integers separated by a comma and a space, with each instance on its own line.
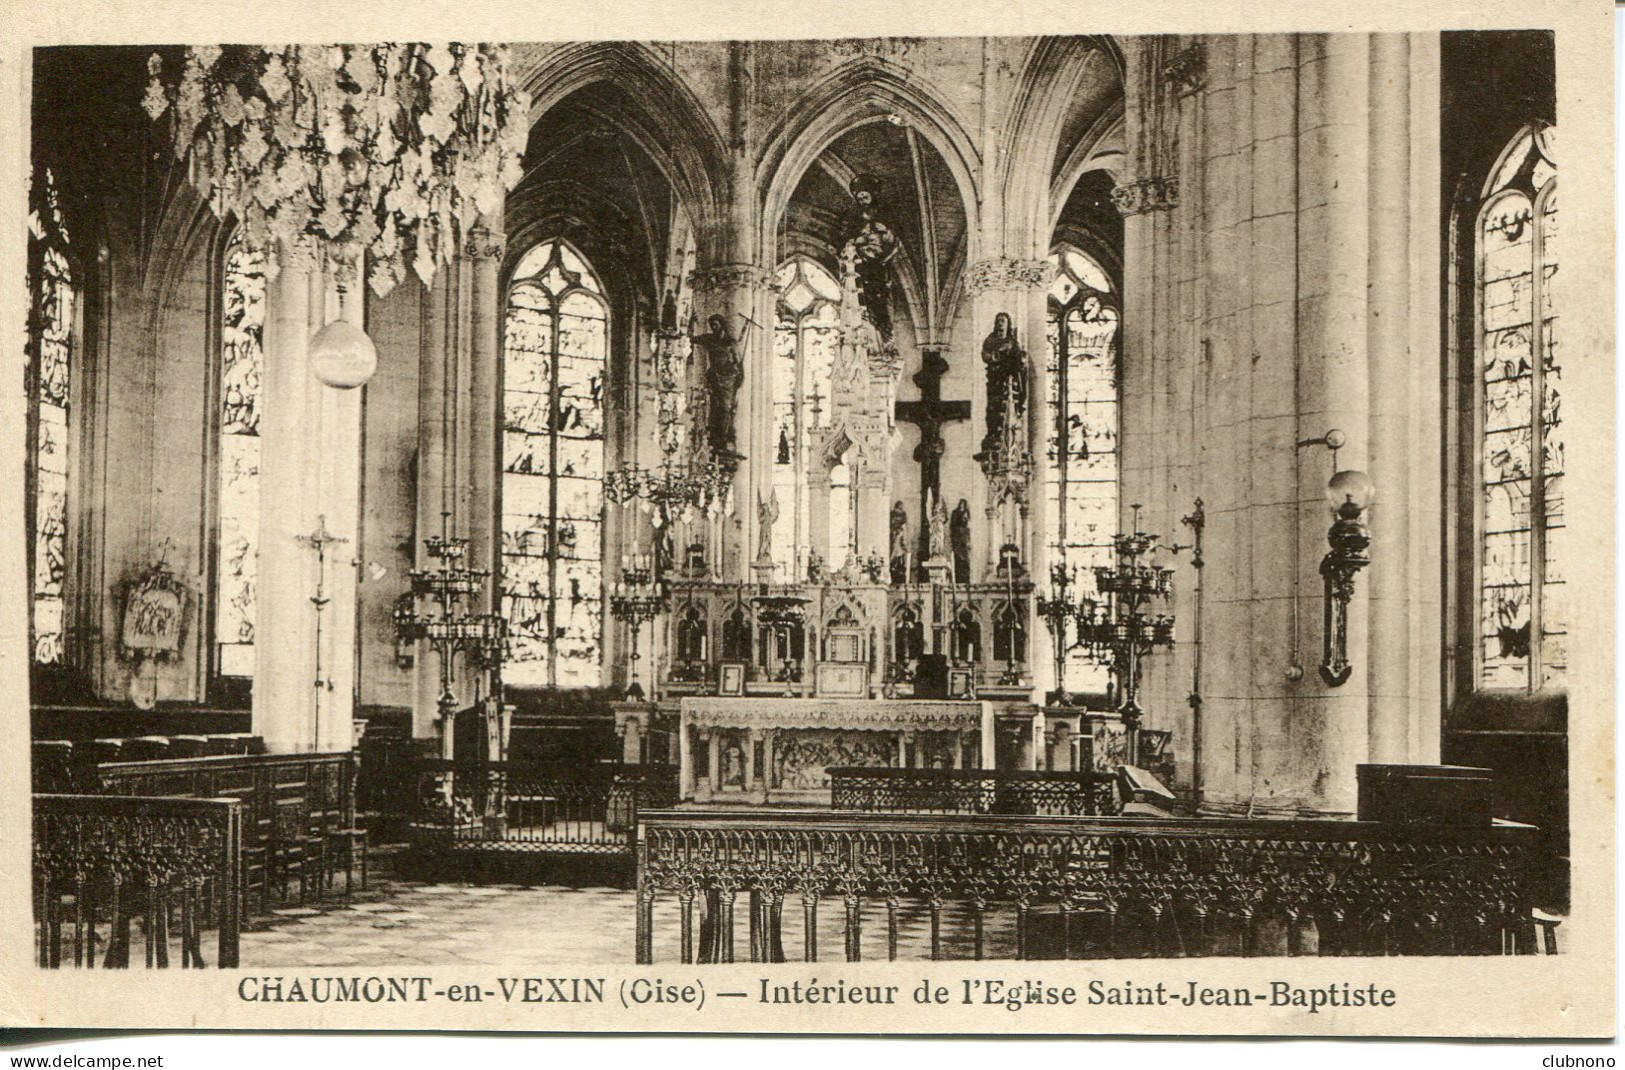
34, 794, 241, 968
829, 766, 1121, 816
413, 760, 680, 856
634, 809, 1541, 963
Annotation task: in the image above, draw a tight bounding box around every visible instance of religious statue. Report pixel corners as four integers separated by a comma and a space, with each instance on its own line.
692, 313, 745, 460
654, 511, 675, 579
950, 498, 972, 584
844, 174, 900, 343
757, 490, 780, 564
889, 500, 909, 584
928, 493, 949, 562
979, 312, 1028, 457
806, 548, 828, 585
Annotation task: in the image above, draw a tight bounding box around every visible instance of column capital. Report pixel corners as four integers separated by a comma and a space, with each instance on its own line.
1112, 176, 1181, 216
964, 256, 1052, 294
689, 263, 775, 294
462, 224, 506, 262
1162, 42, 1207, 97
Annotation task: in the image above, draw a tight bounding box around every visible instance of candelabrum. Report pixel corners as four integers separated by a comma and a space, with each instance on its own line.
1036, 561, 1083, 707
393, 511, 507, 761
609, 553, 668, 701
1072, 510, 1177, 762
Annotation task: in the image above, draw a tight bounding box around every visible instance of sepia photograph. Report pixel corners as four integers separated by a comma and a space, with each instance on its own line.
1, 0, 1614, 1042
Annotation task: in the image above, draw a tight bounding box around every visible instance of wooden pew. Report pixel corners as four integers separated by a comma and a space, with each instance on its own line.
88, 752, 364, 914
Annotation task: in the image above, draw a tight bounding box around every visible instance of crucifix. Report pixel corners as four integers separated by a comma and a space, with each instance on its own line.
894, 347, 971, 578
295, 514, 350, 698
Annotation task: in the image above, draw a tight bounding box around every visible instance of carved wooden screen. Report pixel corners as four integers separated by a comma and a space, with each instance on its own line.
502, 240, 609, 689
26, 168, 77, 666
1475, 125, 1562, 692
1044, 245, 1120, 693
213, 232, 266, 679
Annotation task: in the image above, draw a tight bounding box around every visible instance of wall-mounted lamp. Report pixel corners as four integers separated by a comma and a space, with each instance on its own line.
1319, 467, 1373, 686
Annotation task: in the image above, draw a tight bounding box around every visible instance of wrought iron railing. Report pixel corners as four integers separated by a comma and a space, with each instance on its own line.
635, 809, 1540, 963
829, 766, 1121, 816
34, 794, 242, 968
413, 760, 679, 856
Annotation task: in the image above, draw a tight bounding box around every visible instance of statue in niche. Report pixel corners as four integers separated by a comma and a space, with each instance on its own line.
807, 548, 828, 585
692, 313, 745, 460
653, 512, 675, 579
844, 174, 900, 343
927, 493, 949, 562
979, 312, 1028, 457
889, 501, 909, 584
757, 490, 780, 564
950, 498, 972, 583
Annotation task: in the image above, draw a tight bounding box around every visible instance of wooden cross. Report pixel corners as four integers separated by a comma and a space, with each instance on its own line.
894, 347, 971, 564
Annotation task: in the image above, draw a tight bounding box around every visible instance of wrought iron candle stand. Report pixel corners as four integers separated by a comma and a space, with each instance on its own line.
610, 553, 668, 701
1073, 509, 1177, 765
392, 511, 507, 761
1036, 561, 1084, 707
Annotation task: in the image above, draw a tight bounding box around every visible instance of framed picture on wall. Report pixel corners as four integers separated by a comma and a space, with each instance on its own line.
949, 668, 973, 698
718, 662, 746, 696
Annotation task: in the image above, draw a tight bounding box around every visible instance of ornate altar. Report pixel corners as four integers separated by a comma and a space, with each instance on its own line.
677, 697, 994, 803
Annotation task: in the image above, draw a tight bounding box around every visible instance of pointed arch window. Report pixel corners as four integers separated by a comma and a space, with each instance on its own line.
26, 168, 77, 667
1044, 244, 1120, 693
771, 256, 842, 576
502, 240, 608, 689
212, 232, 267, 680
1474, 124, 1562, 691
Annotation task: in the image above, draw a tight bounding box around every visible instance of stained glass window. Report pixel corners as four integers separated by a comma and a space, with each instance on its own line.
26, 168, 76, 666
1044, 245, 1120, 694
502, 241, 608, 689
214, 233, 266, 679
1477, 124, 1562, 691
771, 257, 842, 576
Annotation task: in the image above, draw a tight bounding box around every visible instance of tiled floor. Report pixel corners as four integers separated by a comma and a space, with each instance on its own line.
239, 856, 1028, 966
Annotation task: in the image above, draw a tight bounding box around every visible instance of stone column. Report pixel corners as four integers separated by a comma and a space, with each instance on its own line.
807, 466, 832, 569
252, 240, 362, 755
856, 467, 889, 571
963, 257, 1051, 701
411, 262, 455, 742
690, 264, 774, 579
465, 221, 505, 757
1154, 33, 1442, 816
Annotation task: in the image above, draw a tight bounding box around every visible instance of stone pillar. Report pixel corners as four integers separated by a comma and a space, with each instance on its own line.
807, 466, 832, 569
856, 467, 889, 571
406, 215, 504, 748
1143, 33, 1442, 816
690, 264, 774, 579
411, 263, 454, 742
963, 257, 1051, 700
252, 241, 362, 755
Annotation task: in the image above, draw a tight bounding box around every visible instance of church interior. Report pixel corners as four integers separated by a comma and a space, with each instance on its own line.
25, 32, 1569, 966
